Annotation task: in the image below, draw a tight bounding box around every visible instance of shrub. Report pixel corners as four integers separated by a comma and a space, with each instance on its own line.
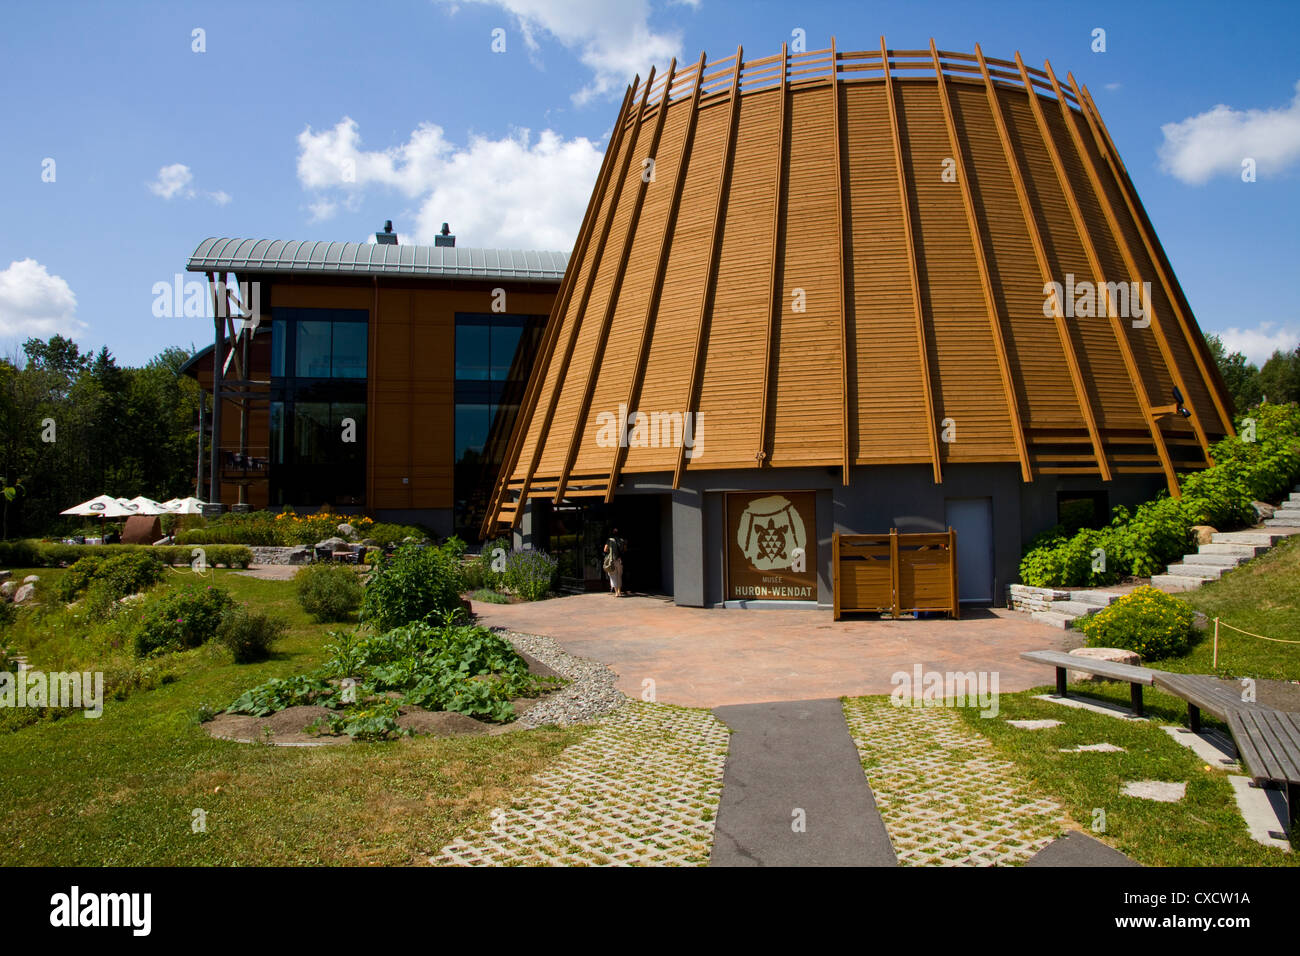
89, 551, 165, 601
295, 564, 364, 622
469, 587, 511, 604
503, 548, 558, 601
360, 543, 465, 631
367, 523, 429, 548
130, 584, 235, 656
216, 605, 288, 663
54, 554, 108, 601
473, 536, 510, 591
0, 541, 251, 569
1078, 585, 1197, 661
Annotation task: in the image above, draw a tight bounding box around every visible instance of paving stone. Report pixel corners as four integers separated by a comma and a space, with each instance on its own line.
1120, 780, 1186, 803
1006, 719, 1062, 730
433, 701, 729, 867
843, 699, 1064, 866
1059, 742, 1126, 753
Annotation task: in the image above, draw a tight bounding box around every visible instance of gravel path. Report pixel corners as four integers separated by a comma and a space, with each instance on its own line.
495, 629, 629, 728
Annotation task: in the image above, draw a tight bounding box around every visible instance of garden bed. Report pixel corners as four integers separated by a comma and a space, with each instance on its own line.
204, 651, 565, 745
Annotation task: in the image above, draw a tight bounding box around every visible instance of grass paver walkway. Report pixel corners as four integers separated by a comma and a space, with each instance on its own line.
435, 702, 728, 866
843, 697, 1067, 865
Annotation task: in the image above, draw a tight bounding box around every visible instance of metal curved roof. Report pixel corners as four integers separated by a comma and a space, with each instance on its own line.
188, 238, 569, 282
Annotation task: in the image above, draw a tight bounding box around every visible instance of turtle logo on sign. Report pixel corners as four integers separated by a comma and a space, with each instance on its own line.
736, 494, 806, 572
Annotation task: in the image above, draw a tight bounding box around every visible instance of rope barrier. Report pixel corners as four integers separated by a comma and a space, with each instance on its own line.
1212, 616, 1300, 669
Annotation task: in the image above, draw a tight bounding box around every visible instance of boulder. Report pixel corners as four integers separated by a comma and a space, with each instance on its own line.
287, 547, 314, 565
13, 583, 36, 604
316, 537, 348, 550
359, 538, 378, 548
0, 581, 15, 599
0, 570, 10, 581
1068, 646, 1141, 682
22, 575, 40, 585
1253, 501, 1276, 521
1190, 525, 1216, 545
337, 522, 355, 538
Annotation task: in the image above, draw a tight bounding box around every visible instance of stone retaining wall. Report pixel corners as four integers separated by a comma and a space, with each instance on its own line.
1006, 584, 1070, 614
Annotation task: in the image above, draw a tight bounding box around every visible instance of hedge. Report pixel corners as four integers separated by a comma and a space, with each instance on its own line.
0, 540, 253, 569
1018, 403, 1300, 588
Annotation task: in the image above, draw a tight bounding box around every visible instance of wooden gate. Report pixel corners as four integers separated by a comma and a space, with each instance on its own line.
832, 528, 959, 620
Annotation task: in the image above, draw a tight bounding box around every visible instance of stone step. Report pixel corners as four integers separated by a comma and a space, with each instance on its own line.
1263, 515, 1300, 528
1066, 590, 1122, 607
1053, 600, 1105, 617
1150, 573, 1204, 591
1267, 507, 1300, 519
1031, 610, 1078, 629
1181, 552, 1248, 568
1163, 563, 1226, 580
1211, 531, 1289, 546
1198, 542, 1267, 557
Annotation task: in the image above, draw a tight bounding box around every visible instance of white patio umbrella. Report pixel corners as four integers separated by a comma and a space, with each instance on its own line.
121, 496, 170, 515
61, 494, 135, 518
161, 496, 206, 515
61, 494, 134, 540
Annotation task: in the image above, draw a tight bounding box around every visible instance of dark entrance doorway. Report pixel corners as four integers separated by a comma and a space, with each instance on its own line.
539, 495, 667, 595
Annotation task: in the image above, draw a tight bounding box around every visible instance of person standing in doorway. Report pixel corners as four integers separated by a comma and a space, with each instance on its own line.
603, 527, 627, 597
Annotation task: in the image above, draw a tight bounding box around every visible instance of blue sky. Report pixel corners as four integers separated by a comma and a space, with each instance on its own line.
1, 0, 1297, 366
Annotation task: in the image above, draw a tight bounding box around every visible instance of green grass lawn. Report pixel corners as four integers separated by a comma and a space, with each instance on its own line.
0, 568, 587, 865
1172, 535, 1300, 681
956, 535, 1300, 866
956, 695, 1296, 866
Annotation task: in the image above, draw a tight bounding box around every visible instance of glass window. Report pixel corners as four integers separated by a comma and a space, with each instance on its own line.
295, 321, 333, 378
455, 403, 491, 463
293, 402, 331, 464
331, 322, 368, 378
456, 323, 491, 381
271, 318, 286, 377
269, 402, 286, 465
332, 403, 366, 465
490, 323, 524, 380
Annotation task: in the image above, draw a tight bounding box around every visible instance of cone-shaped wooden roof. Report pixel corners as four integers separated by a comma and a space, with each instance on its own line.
486, 39, 1233, 533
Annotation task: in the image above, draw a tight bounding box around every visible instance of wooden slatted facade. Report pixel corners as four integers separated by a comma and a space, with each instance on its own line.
485, 41, 1232, 536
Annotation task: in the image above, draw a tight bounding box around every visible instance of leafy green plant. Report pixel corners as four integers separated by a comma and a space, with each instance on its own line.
1078, 585, 1197, 660
129, 583, 235, 656
312, 698, 409, 741
366, 523, 429, 548
294, 563, 364, 622
226, 673, 339, 717
469, 587, 510, 604
360, 542, 465, 631
215, 605, 288, 663
54, 554, 107, 601
504, 548, 558, 601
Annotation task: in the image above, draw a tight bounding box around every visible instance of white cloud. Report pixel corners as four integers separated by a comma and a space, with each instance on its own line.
297, 116, 603, 249
0, 259, 85, 339
1104, 82, 1122, 92
437, 0, 681, 105
148, 163, 232, 204
1158, 80, 1300, 184
1215, 322, 1300, 366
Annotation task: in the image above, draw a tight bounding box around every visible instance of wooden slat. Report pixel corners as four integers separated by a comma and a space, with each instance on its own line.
500, 82, 642, 526
931, 39, 1031, 482
1015, 52, 1178, 495
674, 46, 744, 489
605, 54, 706, 501
757, 43, 788, 470
975, 45, 1111, 481
555, 59, 677, 502
1046, 61, 1213, 469
484, 85, 638, 532
1076, 79, 1236, 441
831, 37, 851, 484
882, 35, 942, 484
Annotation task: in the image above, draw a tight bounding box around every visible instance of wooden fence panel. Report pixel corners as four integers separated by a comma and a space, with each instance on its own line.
833, 528, 958, 620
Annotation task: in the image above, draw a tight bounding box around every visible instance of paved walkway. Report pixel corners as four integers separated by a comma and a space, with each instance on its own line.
474, 593, 1071, 708
709, 699, 896, 867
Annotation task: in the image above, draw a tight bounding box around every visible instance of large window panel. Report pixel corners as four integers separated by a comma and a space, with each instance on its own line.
331, 322, 368, 378
295, 321, 334, 378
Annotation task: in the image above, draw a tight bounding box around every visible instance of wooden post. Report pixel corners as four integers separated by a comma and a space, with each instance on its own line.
831, 37, 852, 485
832, 531, 841, 621
757, 43, 788, 471
889, 527, 900, 619
948, 526, 960, 620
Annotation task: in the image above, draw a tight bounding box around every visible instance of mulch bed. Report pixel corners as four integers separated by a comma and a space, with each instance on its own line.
203, 652, 565, 746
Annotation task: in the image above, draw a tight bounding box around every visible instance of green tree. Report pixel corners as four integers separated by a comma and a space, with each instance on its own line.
1257, 347, 1300, 406
1205, 334, 1262, 412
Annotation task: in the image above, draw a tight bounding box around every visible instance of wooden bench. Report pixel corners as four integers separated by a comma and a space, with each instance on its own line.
1226, 709, 1300, 831
1150, 672, 1271, 733
1020, 650, 1158, 717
